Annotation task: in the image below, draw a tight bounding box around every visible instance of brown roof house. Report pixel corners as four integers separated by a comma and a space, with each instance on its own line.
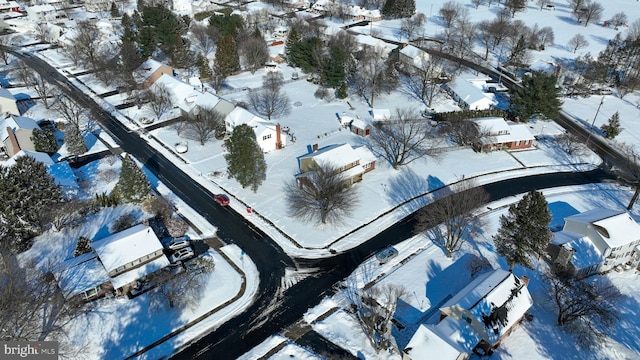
135, 59, 174, 89
403, 269, 533, 359
298, 143, 376, 185
0, 114, 41, 157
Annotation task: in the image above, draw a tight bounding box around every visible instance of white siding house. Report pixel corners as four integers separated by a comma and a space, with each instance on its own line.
444, 77, 497, 111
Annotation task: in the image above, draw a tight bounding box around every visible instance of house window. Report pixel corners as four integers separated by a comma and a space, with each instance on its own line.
515, 140, 521, 146
363, 162, 370, 169
263, 134, 271, 141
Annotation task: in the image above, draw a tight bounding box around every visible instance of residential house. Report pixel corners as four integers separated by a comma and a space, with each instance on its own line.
225, 107, 285, 152
471, 117, 535, 152
404, 269, 532, 358
444, 77, 497, 111
26, 4, 56, 22
0, 114, 41, 157
54, 252, 113, 301
298, 143, 375, 185
6, 150, 79, 194
91, 224, 170, 295
548, 208, 640, 277
354, 34, 396, 57
399, 45, 431, 70
349, 117, 371, 137
0, 88, 20, 116
135, 59, 174, 89
0, 0, 20, 14
403, 324, 469, 360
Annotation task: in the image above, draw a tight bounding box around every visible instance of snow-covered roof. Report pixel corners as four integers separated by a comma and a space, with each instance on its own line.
27, 4, 55, 12
400, 45, 426, 59
55, 253, 110, 298
472, 117, 511, 135
137, 59, 170, 80
350, 117, 368, 130
302, 143, 361, 169
565, 208, 640, 248
153, 74, 201, 112
110, 255, 170, 289
226, 106, 262, 128
0, 114, 40, 141
5, 149, 54, 166
92, 224, 165, 274
0, 87, 16, 101
353, 145, 376, 164
370, 108, 391, 121
446, 77, 497, 110
441, 269, 533, 343
404, 324, 466, 360
552, 231, 604, 270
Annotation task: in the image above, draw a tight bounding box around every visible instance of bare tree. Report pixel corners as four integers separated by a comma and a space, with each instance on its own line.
504, 0, 526, 17
344, 269, 405, 353
415, 180, 489, 257
348, 46, 397, 107
609, 12, 628, 30
186, 106, 226, 145
555, 132, 588, 157
70, 20, 102, 71
285, 163, 359, 225
399, 13, 426, 41
439, 1, 463, 28
369, 108, 440, 170
568, 0, 586, 13
145, 83, 172, 121
150, 255, 215, 310
568, 34, 589, 53
471, 0, 484, 9
190, 24, 218, 56
438, 118, 489, 146
248, 84, 291, 120
546, 270, 621, 348
0, 257, 86, 342
239, 34, 269, 74
404, 56, 444, 107
627, 18, 640, 41
0, 36, 11, 65
581, 0, 604, 27
13, 59, 52, 108
537, 26, 555, 50
53, 94, 88, 130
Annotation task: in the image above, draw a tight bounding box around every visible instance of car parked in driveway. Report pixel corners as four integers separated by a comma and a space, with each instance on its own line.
375, 246, 398, 264
169, 246, 194, 263
214, 194, 230, 206
165, 237, 190, 251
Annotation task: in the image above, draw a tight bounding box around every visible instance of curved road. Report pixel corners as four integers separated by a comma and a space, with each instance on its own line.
12, 48, 617, 359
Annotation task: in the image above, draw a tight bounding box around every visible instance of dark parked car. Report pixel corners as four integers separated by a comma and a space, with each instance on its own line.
375, 246, 398, 264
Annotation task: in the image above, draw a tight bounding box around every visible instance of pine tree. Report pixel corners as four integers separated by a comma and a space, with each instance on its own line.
224, 124, 267, 192
337, 81, 348, 99
0, 156, 62, 253
601, 111, 622, 139
196, 53, 212, 79
110, 2, 119, 18
116, 154, 151, 203
74, 236, 92, 257
31, 127, 59, 154
285, 28, 301, 65
509, 71, 563, 121
493, 190, 552, 270
382, 0, 416, 18
64, 125, 87, 156
214, 35, 240, 78
322, 45, 347, 88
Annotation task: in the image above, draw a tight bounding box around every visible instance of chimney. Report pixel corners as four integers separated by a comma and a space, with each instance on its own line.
5, 126, 20, 157
520, 275, 530, 287
276, 123, 282, 150
312, 143, 318, 152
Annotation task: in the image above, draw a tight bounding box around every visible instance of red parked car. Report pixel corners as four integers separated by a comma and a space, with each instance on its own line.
213, 194, 230, 206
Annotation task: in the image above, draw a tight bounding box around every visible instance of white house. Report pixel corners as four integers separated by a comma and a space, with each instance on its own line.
444, 77, 497, 111
471, 117, 535, 151
418, 269, 533, 356
549, 208, 640, 277
399, 45, 430, 70
354, 34, 396, 57
26, 4, 56, 22
0, 114, 41, 157
225, 107, 285, 152
298, 143, 376, 185
403, 323, 469, 360
0, 88, 20, 116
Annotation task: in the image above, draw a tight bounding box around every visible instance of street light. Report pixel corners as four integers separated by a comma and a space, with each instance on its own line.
586, 96, 605, 146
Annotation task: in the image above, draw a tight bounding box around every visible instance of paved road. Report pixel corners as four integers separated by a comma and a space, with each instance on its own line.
11, 47, 618, 360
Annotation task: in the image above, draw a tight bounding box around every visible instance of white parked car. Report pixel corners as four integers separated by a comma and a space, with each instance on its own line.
165, 237, 189, 251
169, 246, 194, 263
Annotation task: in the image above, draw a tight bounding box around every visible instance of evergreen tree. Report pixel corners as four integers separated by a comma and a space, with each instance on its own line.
285, 28, 301, 65
116, 154, 151, 203
214, 35, 240, 78
120, 13, 137, 43
110, 2, 119, 18
601, 111, 622, 139
509, 71, 563, 121
208, 12, 244, 37
64, 125, 87, 156
74, 236, 92, 257
382, 0, 416, 19
337, 81, 348, 99
322, 45, 347, 88
224, 124, 267, 192
493, 190, 552, 270
196, 53, 212, 79
0, 156, 62, 253
31, 127, 59, 154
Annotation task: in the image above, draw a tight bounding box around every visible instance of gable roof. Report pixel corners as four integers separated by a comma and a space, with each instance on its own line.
54, 252, 110, 298
137, 59, 171, 80
5, 149, 53, 166
404, 323, 467, 360
446, 78, 497, 109
471, 117, 511, 135
0, 114, 40, 141
91, 224, 165, 274
301, 143, 360, 169
565, 208, 640, 248
552, 231, 604, 270
0, 88, 16, 101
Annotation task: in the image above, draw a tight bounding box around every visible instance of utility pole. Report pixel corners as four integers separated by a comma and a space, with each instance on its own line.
586, 96, 605, 146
